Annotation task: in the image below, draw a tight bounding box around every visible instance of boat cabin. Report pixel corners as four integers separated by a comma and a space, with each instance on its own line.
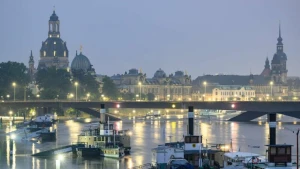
266, 144, 293, 167
184, 135, 202, 167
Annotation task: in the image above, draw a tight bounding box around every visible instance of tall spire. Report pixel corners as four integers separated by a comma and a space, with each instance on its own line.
29, 50, 34, 63
277, 21, 283, 46
265, 57, 270, 69
279, 21, 281, 38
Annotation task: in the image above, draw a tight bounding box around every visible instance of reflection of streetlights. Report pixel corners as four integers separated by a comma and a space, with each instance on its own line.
56, 154, 64, 169
138, 82, 142, 101
282, 127, 299, 169
203, 81, 207, 101
12, 82, 16, 101
270, 81, 273, 97
74, 82, 78, 101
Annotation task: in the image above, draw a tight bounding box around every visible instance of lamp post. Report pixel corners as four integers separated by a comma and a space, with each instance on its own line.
74, 82, 78, 101
12, 82, 16, 101
37, 94, 40, 100
203, 81, 207, 101
270, 81, 273, 98
138, 82, 142, 101
86, 93, 90, 102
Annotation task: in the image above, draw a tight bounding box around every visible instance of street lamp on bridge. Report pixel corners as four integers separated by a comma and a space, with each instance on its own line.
203, 81, 207, 101
12, 82, 16, 101
74, 82, 79, 101
138, 82, 142, 101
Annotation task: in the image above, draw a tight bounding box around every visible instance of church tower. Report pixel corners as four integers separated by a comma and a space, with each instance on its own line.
28, 50, 35, 80
271, 23, 288, 84
38, 10, 69, 69
260, 57, 271, 77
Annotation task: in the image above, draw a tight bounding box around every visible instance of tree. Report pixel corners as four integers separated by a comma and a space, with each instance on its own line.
147, 93, 155, 101
102, 76, 119, 100
0, 61, 31, 100
72, 69, 100, 100
121, 93, 135, 101
36, 67, 71, 99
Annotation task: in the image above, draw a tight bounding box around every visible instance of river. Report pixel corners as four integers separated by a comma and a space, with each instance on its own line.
0, 113, 299, 169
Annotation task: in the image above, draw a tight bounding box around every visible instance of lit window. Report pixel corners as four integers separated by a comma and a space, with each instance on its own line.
54, 41, 56, 44
49, 35, 52, 37
57, 35, 60, 38
64, 51, 66, 57
43, 51, 46, 56
54, 51, 56, 56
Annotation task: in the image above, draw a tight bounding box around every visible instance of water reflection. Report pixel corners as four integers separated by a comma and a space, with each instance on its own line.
0, 116, 300, 169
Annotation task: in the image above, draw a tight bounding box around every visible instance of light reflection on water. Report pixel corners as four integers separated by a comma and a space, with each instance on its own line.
0, 114, 299, 169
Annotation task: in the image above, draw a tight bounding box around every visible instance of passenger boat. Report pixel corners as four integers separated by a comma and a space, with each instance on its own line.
30, 114, 57, 127
223, 152, 266, 168
77, 121, 131, 158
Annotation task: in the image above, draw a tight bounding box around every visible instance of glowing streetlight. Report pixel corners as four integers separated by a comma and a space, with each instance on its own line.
36, 94, 40, 100
86, 93, 90, 102
12, 82, 16, 101
138, 82, 142, 101
203, 81, 207, 101
172, 104, 176, 108
74, 82, 78, 101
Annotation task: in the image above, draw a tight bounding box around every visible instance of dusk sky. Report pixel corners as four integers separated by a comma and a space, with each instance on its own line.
0, 0, 299, 78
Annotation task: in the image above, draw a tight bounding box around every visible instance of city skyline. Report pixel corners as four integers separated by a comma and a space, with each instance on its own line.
1, 1, 300, 78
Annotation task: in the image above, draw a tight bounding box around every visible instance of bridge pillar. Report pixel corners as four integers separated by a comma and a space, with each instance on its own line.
268, 113, 276, 145
188, 106, 194, 136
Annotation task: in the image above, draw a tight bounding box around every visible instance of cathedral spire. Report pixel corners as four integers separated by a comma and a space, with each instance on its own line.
277, 21, 283, 47
29, 50, 34, 63
265, 57, 270, 69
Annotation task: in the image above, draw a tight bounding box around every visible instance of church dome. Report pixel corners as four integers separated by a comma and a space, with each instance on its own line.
50, 11, 59, 21
40, 37, 68, 57
174, 71, 184, 77
71, 51, 92, 72
154, 68, 166, 78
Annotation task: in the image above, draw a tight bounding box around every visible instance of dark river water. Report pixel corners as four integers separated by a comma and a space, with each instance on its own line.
0, 113, 299, 169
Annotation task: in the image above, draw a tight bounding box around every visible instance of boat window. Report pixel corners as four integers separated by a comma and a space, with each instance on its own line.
286, 147, 291, 155
185, 137, 190, 143
190, 136, 199, 143
270, 147, 276, 155
278, 147, 285, 155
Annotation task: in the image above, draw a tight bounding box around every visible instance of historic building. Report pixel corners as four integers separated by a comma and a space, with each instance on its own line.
71, 49, 95, 75
270, 24, 288, 84
260, 57, 271, 77
28, 50, 36, 80
192, 24, 290, 100
211, 86, 255, 101
38, 10, 69, 69
111, 68, 192, 101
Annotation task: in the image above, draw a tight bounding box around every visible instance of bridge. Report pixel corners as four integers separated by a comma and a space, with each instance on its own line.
1, 101, 300, 121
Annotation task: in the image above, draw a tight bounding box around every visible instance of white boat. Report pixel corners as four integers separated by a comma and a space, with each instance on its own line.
223, 152, 266, 168
31, 114, 57, 127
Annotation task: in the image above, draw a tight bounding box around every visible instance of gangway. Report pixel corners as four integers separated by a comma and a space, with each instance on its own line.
32, 143, 85, 157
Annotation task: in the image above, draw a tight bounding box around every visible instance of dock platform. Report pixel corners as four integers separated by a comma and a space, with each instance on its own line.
32, 143, 85, 157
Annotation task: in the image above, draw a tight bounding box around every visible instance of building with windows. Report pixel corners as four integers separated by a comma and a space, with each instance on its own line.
38, 10, 69, 69
211, 85, 255, 101
111, 68, 192, 101
192, 24, 289, 100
